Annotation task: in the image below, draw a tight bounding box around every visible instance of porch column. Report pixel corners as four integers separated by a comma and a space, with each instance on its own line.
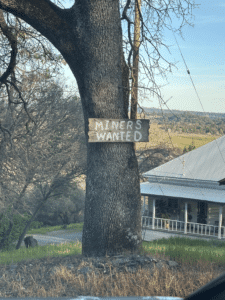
218, 206, 223, 239
143, 196, 146, 214
152, 199, 156, 230
184, 202, 188, 234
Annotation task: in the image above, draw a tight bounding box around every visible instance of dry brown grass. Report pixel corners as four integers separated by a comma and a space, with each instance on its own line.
0, 246, 224, 298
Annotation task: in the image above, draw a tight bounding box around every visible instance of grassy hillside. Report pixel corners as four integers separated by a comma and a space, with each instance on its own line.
135, 115, 222, 152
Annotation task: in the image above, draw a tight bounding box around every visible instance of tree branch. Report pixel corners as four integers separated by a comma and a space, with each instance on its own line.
0, 0, 73, 54
0, 9, 17, 84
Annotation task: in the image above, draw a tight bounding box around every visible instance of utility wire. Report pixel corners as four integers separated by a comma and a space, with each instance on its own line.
172, 32, 205, 112
172, 31, 225, 166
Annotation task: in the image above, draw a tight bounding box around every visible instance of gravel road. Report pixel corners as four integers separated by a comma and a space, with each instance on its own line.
15, 228, 217, 249
142, 228, 216, 242
14, 230, 83, 248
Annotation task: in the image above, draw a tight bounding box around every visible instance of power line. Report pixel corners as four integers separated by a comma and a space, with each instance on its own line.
172, 32, 205, 112
172, 31, 225, 166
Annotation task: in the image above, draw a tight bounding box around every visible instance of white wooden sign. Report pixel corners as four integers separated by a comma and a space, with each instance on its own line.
88, 118, 150, 143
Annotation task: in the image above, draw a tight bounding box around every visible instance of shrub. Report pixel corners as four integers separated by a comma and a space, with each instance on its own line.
0, 207, 43, 252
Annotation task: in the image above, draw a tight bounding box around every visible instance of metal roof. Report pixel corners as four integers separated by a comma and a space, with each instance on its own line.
142, 135, 225, 182
140, 181, 225, 204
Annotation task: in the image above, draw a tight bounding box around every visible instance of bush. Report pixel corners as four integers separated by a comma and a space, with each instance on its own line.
30, 220, 44, 230
0, 207, 43, 252
183, 144, 196, 153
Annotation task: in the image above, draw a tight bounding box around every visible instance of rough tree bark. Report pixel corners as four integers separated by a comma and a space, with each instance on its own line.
0, 0, 142, 257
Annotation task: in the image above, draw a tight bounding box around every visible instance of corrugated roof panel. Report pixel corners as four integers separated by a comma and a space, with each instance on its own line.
140, 182, 225, 204
143, 135, 225, 182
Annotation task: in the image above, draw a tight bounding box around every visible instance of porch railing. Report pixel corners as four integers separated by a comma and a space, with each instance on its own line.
142, 216, 225, 239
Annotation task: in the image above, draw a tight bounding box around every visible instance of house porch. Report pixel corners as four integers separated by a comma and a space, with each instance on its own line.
141, 195, 225, 240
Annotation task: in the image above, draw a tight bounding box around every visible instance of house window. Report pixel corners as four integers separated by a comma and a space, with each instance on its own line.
197, 201, 208, 224
155, 198, 167, 217
168, 198, 178, 214
188, 203, 192, 213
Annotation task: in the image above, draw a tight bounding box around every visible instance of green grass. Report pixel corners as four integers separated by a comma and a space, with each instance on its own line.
0, 240, 83, 266
171, 135, 218, 150
28, 222, 83, 235
1, 223, 225, 268
0, 222, 84, 266
139, 236, 225, 267
136, 121, 221, 152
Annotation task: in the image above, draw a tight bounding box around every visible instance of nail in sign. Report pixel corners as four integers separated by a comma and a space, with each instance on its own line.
88, 119, 150, 142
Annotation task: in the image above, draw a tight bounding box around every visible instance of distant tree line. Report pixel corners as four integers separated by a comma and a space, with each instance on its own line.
148, 112, 224, 136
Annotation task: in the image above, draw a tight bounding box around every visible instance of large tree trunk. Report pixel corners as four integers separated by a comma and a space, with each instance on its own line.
0, 0, 142, 257
73, 1, 142, 257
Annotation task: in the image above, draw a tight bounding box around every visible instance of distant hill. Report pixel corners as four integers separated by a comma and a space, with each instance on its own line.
137, 107, 225, 120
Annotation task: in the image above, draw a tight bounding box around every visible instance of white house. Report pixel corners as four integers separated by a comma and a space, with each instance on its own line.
140, 135, 225, 239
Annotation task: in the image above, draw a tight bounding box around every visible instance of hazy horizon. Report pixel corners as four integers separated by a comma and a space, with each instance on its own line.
60, 0, 225, 115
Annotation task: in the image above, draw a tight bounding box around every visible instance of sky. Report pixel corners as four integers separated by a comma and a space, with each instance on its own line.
60, 0, 225, 114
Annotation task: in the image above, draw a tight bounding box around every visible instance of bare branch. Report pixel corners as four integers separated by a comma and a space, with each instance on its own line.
0, 10, 17, 85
